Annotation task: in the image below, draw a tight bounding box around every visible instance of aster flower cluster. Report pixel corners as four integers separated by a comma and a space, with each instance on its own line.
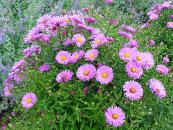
118, 41, 168, 99
147, 1, 173, 28
3, 12, 114, 110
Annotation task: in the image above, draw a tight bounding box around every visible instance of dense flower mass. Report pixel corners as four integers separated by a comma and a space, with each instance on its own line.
2, 3, 171, 128
105, 106, 125, 127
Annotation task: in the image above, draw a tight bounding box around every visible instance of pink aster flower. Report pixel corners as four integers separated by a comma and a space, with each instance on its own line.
4, 84, 13, 97
119, 47, 136, 62
76, 64, 96, 81
84, 16, 96, 23
56, 70, 73, 83
118, 30, 133, 40
123, 81, 143, 100
91, 33, 108, 48
11, 59, 25, 72
149, 39, 155, 46
128, 40, 139, 48
71, 50, 85, 63
21, 92, 37, 109
55, 51, 71, 65
23, 45, 41, 58
13, 71, 26, 84
50, 16, 67, 27
125, 61, 143, 79
133, 51, 145, 65
105, 0, 113, 4
109, 19, 119, 26
149, 13, 158, 21
84, 49, 99, 61
105, 106, 125, 127
156, 64, 169, 75
142, 52, 154, 70
39, 64, 51, 72
169, 15, 173, 19
96, 65, 114, 85
122, 25, 137, 35
63, 38, 72, 46
148, 78, 166, 98
37, 14, 51, 26
72, 34, 86, 47
162, 1, 172, 8
162, 56, 170, 64
167, 22, 173, 28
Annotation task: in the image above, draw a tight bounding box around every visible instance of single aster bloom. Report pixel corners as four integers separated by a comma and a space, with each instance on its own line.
117, 30, 133, 40
142, 52, 154, 70
63, 38, 72, 46
96, 65, 114, 85
125, 61, 143, 79
123, 81, 143, 100
55, 51, 71, 65
13, 71, 26, 84
39, 64, 51, 72
149, 13, 158, 21
148, 78, 166, 98
162, 56, 170, 64
37, 14, 51, 25
4, 84, 13, 97
21, 92, 37, 109
72, 34, 86, 47
91, 33, 108, 48
119, 47, 136, 62
56, 70, 73, 83
76, 64, 96, 81
122, 25, 137, 35
71, 50, 85, 63
84, 49, 99, 61
128, 40, 139, 48
105, 106, 125, 127
11, 59, 25, 72
167, 22, 173, 28
133, 51, 145, 65
149, 39, 155, 46
156, 64, 169, 75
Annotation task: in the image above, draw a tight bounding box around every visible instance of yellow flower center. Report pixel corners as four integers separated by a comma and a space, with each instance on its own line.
18, 73, 22, 79
60, 56, 67, 61
84, 70, 89, 76
77, 37, 82, 43
8, 88, 12, 94
136, 56, 141, 61
89, 53, 94, 59
27, 98, 32, 103
130, 87, 136, 93
131, 67, 137, 73
112, 113, 118, 120
95, 39, 101, 44
28, 35, 32, 41
124, 53, 130, 58
74, 54, 79, 59
156, 88, 160, 93
65, 18, 70, 23
101, 72, 108, 78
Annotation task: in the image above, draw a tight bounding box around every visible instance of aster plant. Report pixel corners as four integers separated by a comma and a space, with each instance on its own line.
3, 4, 172, 130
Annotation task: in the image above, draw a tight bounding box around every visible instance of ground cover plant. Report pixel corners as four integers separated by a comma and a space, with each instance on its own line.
1, 0, 173, 130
